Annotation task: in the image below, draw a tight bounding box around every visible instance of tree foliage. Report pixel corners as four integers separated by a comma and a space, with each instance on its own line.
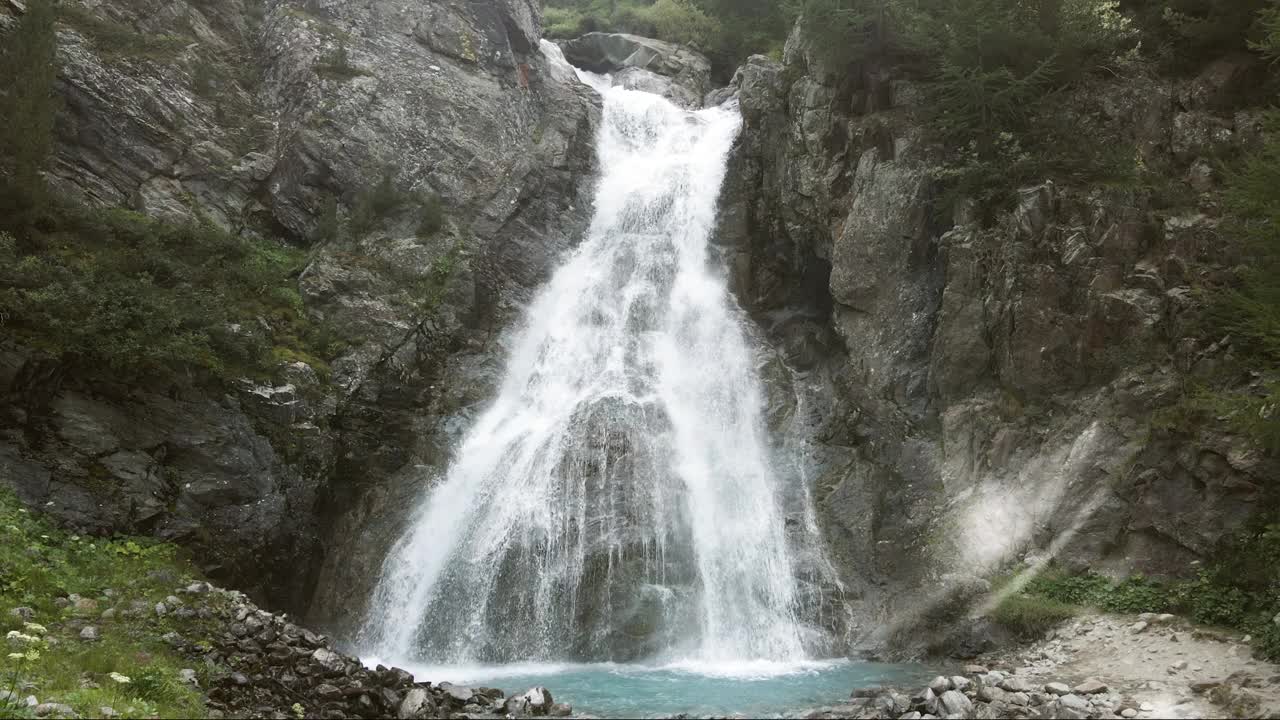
0, 0, 60, 234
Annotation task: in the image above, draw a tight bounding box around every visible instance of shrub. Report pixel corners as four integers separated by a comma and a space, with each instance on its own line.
991, 593, 1079, 637
1207, 111, 1280, 449
417, 194, 447, 239
0, 199, 331, 382
638, 0, 722, 49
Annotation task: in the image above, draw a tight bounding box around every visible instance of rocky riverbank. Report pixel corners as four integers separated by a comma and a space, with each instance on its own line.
7, 579, 571, 720
803, 613, 1280, 720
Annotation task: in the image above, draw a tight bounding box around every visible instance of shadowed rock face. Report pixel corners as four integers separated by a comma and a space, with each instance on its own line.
0, 0, 599, 619
717, 35, 1278, 651
562, 32, 713, 108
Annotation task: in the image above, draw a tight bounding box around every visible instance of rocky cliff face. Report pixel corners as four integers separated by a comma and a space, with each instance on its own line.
719, 31, 1278, 652
0, 0, 599, 620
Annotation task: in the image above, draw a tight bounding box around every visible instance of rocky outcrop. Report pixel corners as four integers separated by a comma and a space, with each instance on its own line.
561, 32, 712, 108
0, 0, 599, 623
721, 32, 1279, 650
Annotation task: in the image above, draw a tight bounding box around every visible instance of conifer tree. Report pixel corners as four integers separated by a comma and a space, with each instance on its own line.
0, 0, 60, 233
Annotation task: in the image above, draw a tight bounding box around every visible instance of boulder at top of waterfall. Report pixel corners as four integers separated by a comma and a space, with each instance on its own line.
562, 32, 713, 108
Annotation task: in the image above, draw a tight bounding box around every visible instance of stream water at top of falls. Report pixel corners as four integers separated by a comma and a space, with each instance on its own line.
351, 42, 905, 715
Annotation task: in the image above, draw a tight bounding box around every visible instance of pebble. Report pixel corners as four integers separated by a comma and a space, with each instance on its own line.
1122, 709, 1138, 718
1171, 660, 1187, 671
1130, 621, 1149, 634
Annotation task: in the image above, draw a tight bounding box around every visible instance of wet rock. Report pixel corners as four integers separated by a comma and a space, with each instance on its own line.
398, 688, 436, 719
561, 32, 712, 108
440, 682, 475, 705
519, 687, 554, 715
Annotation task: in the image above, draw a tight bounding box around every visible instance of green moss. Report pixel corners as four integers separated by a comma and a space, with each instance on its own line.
0, 490, 216, 719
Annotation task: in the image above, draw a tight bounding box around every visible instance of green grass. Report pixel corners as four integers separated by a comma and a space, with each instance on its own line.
0, 490, 218, 719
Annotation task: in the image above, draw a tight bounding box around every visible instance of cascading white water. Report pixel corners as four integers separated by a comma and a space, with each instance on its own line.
358, 43, 824, 667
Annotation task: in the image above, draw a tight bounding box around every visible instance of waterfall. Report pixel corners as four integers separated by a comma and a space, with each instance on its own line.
358, 43, 824, 666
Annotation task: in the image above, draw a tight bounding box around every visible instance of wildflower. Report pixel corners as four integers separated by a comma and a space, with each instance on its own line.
6, 652, 23, 660
22, 623, 46, 635
5, 630, 36, 644
108, 672, 132, 684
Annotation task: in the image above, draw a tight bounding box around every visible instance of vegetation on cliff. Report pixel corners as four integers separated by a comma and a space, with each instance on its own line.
0, 1, 346, 384
993, 512, 1280, 661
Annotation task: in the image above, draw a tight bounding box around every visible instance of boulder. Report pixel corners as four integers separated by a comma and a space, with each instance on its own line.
519, 687, 554, 715
938, 689, 972, 717
398, 688, 436, 719
1073, 680, 1107, 695
561, 32, 712, 108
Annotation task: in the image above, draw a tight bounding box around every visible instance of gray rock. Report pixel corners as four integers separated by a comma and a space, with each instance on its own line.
977, 686, 1006, 703
311, 648, 345, 674
8, 607, 34, 622
929, 676, 951, 694
549, 703, 572, 717
398, 688, 435, 719
1044, 682, 1071, 696
178, 669, 198, 686
1058, 694, 1089, 710
561, 33, 712, 108
938, 689, 972, 717
1121, 709, 1138, 718
79, 626, 99, 641
519, 687, 554, 715
999, 678, 1033, 693
440, 683, 475, 705
33, 704, 75, 718
1130, 621, 1149, 634
1073, 680, 1107, 695
949, 676, 972, 692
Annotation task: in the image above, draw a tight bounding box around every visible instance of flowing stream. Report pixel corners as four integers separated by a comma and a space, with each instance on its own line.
353, 45, 884, 712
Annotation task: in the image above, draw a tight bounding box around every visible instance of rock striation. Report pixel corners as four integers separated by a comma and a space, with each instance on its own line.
0, 0, 599, 623
717, 30, 1279, 650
